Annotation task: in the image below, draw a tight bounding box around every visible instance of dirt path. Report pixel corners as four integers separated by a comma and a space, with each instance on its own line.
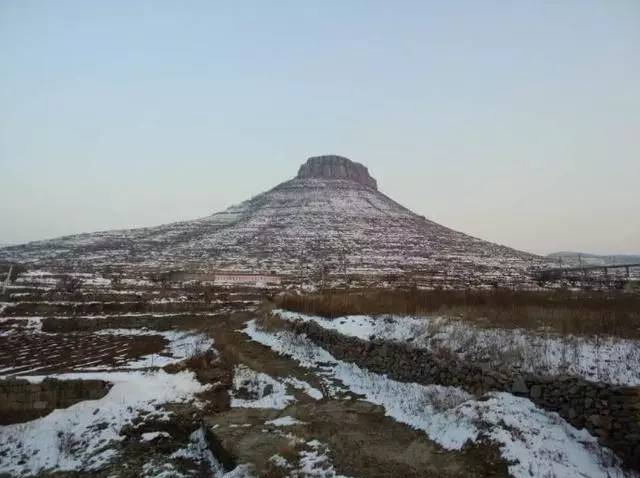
203, 311, 508, 478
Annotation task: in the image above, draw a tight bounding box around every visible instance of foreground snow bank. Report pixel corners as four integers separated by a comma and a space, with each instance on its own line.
231, 365, 295, 409
269, 439, 351, 478
0, 370, 208, 476
168, 427, 254, 478
230, 365, 322, 409
245, 320, 634, 478
140, 427, 255, 478
265, 416, 307, 427
275, 310, 640, 386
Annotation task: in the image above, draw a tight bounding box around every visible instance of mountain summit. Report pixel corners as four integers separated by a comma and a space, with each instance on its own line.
0, 155, 546, 285
297, 155, 377, 190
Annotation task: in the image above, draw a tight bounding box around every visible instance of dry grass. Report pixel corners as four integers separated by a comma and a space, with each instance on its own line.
275, 288, 640, 339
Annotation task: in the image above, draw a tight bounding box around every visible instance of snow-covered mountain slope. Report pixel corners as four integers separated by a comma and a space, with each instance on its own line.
0, 155, 547, 285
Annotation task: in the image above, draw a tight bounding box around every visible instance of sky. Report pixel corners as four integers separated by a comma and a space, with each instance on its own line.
1, 1, 638, 255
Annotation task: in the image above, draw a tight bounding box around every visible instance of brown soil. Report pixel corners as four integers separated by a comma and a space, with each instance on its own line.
0, 332, 166, 376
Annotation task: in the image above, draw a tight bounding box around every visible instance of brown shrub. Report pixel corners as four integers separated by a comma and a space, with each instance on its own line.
275, 288, 640, 339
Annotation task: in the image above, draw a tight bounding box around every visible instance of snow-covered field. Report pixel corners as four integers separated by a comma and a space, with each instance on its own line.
275, 310, 640, 386
0, 370, 209, 476
94, 328, 214, 369
0, 312, 219, 475
231, 365, 296, 410
244, 320, 635, 478
227, 365, 349, 478
3, 262, 637, 476
0, 325, 224, 477
152, 427, 254, 478
230, 364, 322, 409
270, 439, 351, 478
0, 319, 214, 375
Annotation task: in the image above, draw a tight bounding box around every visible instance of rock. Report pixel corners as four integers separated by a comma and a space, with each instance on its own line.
297, 155, 378, 190
483, 376, 496, 388
511, 376, 528, 394
600, 416, 613, 429
263, 384, 274, 396
530, 384, 543, 399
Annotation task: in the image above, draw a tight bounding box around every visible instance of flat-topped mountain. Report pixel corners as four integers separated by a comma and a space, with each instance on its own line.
0, 156, 547, 285
297, 155, 378, 189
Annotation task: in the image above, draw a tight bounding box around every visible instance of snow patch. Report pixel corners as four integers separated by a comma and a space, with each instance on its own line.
283, 376, 323, 400
0, 370, 208, 476
243, 320, 634, 478
230, 365, 295, 410
265, 416, 307, 427
275, 310, 640, 386
295, 439, 351, 478
140, 431, 171, 442
91, 329, 214, 369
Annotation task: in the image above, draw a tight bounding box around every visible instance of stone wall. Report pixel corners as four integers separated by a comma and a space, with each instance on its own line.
3, 300, 218, 317
40, 313, 210, 332
289, 320, 640, 470
0, 378, 111, 424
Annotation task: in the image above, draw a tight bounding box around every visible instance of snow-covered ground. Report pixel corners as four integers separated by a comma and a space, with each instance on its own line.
164, 427, 254, 478
94, 328, 214, 369
230, 365, 322, 410
265, 416, 307, 427
0, 370, 208, 476
231, 365, 296, 410
0, 274, 256, 477
244, 320, 635, 478
275, 310, 640, 386
269, 439, 351, 478
0, 323, 214, 375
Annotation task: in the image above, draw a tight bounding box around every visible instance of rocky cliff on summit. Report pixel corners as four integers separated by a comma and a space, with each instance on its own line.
297, 155, 378, 190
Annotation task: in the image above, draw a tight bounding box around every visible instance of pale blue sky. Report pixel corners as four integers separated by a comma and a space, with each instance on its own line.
1, 0, 638, 255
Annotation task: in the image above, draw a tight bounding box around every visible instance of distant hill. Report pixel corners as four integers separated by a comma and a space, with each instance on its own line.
0, 155, 547, 285
547, 252, 640, 267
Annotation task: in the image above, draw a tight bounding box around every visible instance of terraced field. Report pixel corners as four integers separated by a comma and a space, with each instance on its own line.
0, 332, 165, 375
1, 270, 638, 478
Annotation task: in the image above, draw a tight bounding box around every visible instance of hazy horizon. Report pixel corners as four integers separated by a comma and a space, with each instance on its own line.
1, 1, 638, 256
